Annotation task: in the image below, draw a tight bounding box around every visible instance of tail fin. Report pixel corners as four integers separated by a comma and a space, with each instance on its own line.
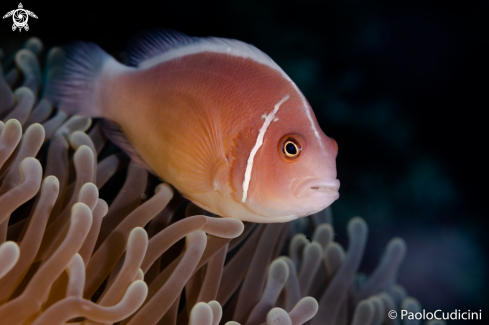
44, 42, 112, 118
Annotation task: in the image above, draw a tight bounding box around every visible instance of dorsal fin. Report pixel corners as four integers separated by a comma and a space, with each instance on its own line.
125, 28, 283, 74
125, 28, 196, 66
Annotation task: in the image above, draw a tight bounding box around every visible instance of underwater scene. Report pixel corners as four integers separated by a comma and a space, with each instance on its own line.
0, 0, 487, 324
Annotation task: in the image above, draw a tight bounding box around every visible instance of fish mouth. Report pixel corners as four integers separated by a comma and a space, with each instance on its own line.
290, 177, 340, 198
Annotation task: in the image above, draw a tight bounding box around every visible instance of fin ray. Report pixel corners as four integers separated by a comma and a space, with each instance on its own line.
44, 42, 111, 117
125, 28, 196, 66
164, 94, 227, 192
102, 120, 154, 173
125, 28, 281, 73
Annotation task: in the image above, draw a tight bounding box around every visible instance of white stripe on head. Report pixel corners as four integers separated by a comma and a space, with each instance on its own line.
289, 82, 325, 151
241, 95, 290, 203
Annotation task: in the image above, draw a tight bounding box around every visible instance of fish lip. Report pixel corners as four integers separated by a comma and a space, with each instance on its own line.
290, 177, 340, 198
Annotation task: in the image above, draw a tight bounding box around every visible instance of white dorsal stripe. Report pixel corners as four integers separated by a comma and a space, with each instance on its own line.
241, 95, 290, 203
290, 83, 325, 151
138, 37, 282, 72
138, 36, 326, 153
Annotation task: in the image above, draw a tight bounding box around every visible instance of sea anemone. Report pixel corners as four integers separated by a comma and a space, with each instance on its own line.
0, 37, 445, 325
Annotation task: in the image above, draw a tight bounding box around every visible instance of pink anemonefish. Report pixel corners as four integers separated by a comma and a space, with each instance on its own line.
46, 29, 339, 223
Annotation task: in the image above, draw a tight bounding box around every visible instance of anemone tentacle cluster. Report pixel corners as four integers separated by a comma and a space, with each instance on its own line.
0, 38, 444, 325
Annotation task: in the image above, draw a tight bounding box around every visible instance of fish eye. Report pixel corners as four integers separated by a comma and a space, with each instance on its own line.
278, 134, 304, 161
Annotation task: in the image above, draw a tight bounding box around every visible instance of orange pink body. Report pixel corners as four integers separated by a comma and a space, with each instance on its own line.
46, 30, 340, 222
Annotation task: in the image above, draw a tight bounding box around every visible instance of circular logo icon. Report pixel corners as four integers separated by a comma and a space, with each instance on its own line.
13, 10, 28, 26
388, 310, 397, 319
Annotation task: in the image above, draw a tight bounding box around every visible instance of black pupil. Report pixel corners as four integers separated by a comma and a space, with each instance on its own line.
286, 142, 297, 155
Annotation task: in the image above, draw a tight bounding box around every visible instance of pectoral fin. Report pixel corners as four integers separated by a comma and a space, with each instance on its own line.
167, 94, 228, 193
102, 120, 155, 173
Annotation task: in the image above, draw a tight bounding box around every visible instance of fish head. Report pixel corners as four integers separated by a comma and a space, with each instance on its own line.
245, 95, 339, 221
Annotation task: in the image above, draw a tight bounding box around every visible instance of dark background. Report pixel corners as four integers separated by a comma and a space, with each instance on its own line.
2, 0, 487, 318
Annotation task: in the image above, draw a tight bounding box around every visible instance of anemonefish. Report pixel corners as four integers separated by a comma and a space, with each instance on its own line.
45, 29, 339, 223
